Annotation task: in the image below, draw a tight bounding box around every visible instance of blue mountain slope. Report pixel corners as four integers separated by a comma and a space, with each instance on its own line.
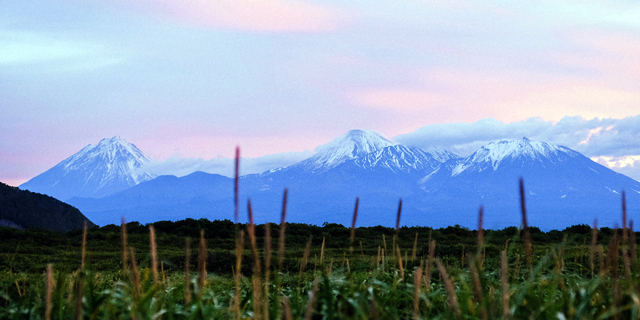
20, 137, 155, 201
418, 138, 640, 230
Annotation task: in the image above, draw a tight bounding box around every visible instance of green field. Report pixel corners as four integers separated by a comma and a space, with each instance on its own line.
1, 216, 639, 319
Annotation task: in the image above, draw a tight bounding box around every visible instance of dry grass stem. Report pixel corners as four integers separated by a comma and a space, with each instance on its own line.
396, 245, 405, 281
591, 219, 598, 277
283, 297, 293, 320
121, 217, 127, 276
501, 250, 509, 319
129, 248, 141, 299
413, 267, 423, 320
247, 200, 262, 276
412, 232, 418, 261
45, 264, 53, 320
184, 237, 191, 303
320, 237, 325, 264
234, 146, 240, 223
81, 221, 87, 270
264, 222, 271, 320
477, 206, 484, 250
436, 259, 460, 318
278, 189, 288, 271
424, 240, 435, 292
149, 226, 158, 284
198, 230, 207, 291
74, 273, 84, 320
519, 178, 532, 269
300, 235, 313, 275
303, 278, 320, 320
470, 260, 486, 320
350, 197, 359, 254
631, 220, 637, 269
234, 230, 245, 319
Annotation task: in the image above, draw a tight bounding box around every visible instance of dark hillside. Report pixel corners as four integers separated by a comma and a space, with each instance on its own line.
0, 181, 94, 232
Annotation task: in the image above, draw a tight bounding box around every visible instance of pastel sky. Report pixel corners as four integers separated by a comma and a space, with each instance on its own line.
1, 0, 640, 186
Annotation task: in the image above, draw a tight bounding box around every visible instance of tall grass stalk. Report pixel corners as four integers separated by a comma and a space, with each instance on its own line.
45, 264, 53, 320
437, 258, 460, 318
184, 237, 191, 303
264, 222, 271, 320
81, 221, 87, 270
349, 197, 359, 254
278, 189, 288, 272
198, 230, 207, 292
149, 226, 158, 284
413, 267, 422, 320
234, 146, 240, 223
591, 219, 598, 277
234, 230, 245, 319
121, 217, 127, 276
519, 178, 532, 269
411, 232, 418, 261
501, 250, 509, 319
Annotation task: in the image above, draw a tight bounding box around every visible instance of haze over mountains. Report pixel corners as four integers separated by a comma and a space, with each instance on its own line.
19, 131, 640, 230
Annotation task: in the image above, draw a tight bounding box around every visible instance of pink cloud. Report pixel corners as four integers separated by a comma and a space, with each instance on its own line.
111, 0, 348, 32
348, 63, 640, 130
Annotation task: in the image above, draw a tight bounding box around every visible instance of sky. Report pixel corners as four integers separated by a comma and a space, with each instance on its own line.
1, 0, 640, 186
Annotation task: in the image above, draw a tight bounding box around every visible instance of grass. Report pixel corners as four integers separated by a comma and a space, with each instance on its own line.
1, 183, 639, 319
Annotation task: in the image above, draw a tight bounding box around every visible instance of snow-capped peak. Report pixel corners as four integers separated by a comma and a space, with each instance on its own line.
452, 137, 578, 176
300, 129, 397, 171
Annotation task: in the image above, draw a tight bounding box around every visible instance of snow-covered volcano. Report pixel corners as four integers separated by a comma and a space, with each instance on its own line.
285, 129, 456, 174
418, 137, 640, 229
21, 136, 155, 200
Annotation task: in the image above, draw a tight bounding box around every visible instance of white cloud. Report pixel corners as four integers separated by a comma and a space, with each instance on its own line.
138, 150, 314, 178
394, 114, 640, 180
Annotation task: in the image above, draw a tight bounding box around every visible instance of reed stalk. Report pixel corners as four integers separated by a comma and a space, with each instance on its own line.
198, 230, 207, 292
413, 267, 423, 320
436, 259, 460, 318
184, 237, 191, 303
129, 248, 141, 300
300, 235, 313, 276
320, 237, 325, 265
149, 226, 158, 284
234, 146, 240, 223
424, 240, 435, 292
519, 178, 532, 270
350, 197, 359, 254
303, 278, 320, 320
247, 200, 262, 276
283, 297, 293, 320
121, 217, 127, 276
501, 250, 509, 319
234, 230, 245, 320
591, 219, 598, 277
470, 260, 486, 320
278, 189, 288, 272
631, 220, 637, 271
394, 199, 402, 258
396, 245, 404, 281
45, 264, 53, 320
477, 206, 484, 253
411, 232, 418, 261
81, 221, 87, 270
264, 222, 272, 320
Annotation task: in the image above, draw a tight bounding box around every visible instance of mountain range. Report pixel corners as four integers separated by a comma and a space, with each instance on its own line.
19, 131, 640, 230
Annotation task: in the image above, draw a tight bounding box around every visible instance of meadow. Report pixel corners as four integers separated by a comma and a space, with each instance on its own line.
1, 188, 639, 319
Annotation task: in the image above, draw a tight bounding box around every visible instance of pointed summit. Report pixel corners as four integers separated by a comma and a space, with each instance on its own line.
300, 129, 396, 172
21, 137, 156, 200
